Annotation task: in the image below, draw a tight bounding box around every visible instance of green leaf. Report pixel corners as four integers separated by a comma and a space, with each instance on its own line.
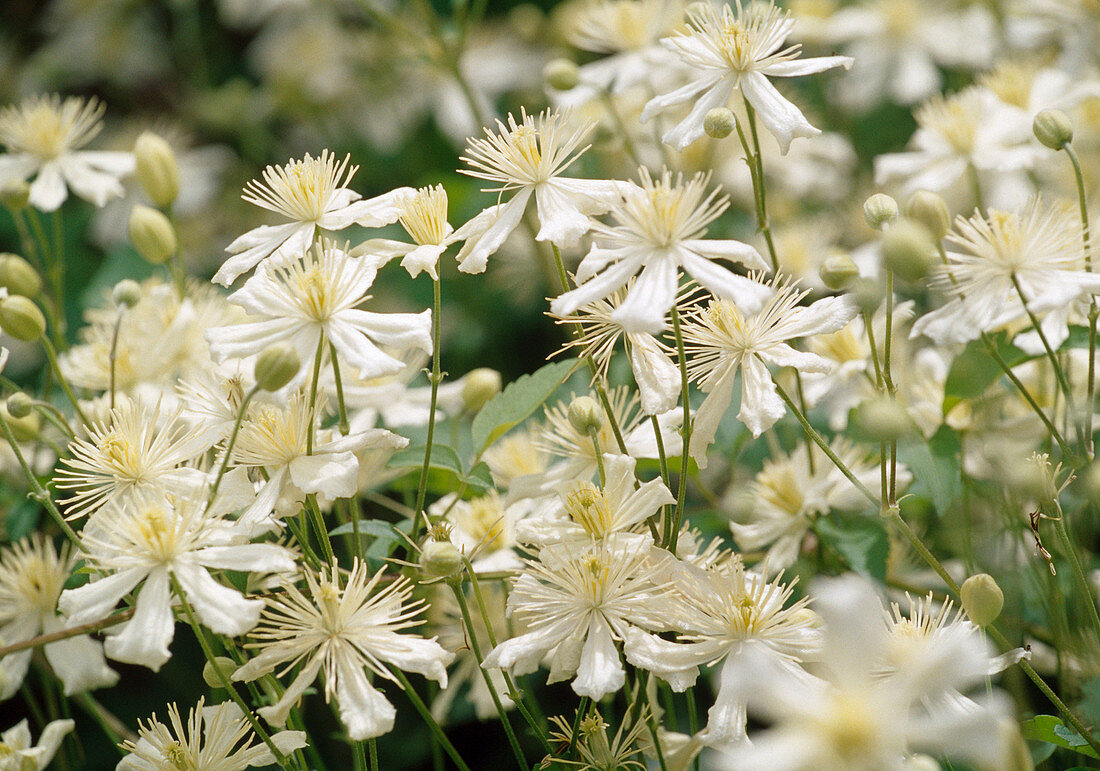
6, 498, 40, 540
816, 512, 889, 581
389, 444, 465, 477
464, 462, 494, 493
329, 519, 411, 541
1078, 676, 1100, 726
1021, 715, 1100, 759
943, 332, 1030, 411
897, 425, 962, 514
471, 359, 578, 452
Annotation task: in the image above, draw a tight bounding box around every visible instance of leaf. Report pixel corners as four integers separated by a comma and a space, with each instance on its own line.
943, 332, 1030, 411
329, 519, 411, 541
6, 498, 40, 540
897, 425, 962, 514
471, 359, 578, 452
816, 512, 889, 581
389, 444, 465, 477
1021, 715, 1100, 759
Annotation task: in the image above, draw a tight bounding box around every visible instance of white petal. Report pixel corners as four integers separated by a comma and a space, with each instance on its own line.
336, 657, 397, 740
689, 363, 739, 469
740, 72, 819, 155
737, 355, 786, 437
571, 616, 625, 700
105, 569, 175, 671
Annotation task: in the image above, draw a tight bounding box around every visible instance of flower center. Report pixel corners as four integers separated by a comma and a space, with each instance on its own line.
400, 185, 452, 246
565, 483, 614, 537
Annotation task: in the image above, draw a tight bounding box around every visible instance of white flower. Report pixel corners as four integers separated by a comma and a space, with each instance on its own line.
355, 184, 463, 280
215, 150, 413, 286
641, 1, 852, 152
207, 241, 432, 382
681, 283, 857, 462
0, 94, 133, 212
0, 535, 117, 699
429, 490, 531, 573
551, 169, 769, 334
118, 698, 308, 771
455, 108, 628, 272
0, 718, 73, 771
58, 490, 298, 671
233, 559, 453, 741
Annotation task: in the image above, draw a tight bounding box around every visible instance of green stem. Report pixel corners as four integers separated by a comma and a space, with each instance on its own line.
667, 306, 692, 552
369, 739, 379, 771
600, 91, 642, 167
567, 698, 590, 758
1051, 505, 1100, 640
306, 334, 325, 456
742, 99, 778, 273
330, 343, 350, 435
589, 428, 606, 486
390, 668, 472, 771
412, 276, 443, 542
1065, 145, 1095, 457
40, 336, 89, 428
206, 386, 259, 508
0, 411, 80, 544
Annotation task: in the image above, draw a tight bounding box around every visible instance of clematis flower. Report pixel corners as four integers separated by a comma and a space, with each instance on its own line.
641, 1, 852, 152
0, 718, 74, 770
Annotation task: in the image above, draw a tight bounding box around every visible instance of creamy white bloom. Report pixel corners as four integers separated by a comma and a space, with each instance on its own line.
0, 718, 73, 771
207, 241, 432, 382
233, 559, 453, 741
682, 283, 857, 461
118, 699, 307, 771
455, 108, 629, 272
0, 535, 117, 699
429, 491, 531, 573
0, 94, 133, 212
641, 1, 852, 152
551, 169, 769, 334
353, 184, 465, 280
216, 150, 413, 286
58, 490, 297, 671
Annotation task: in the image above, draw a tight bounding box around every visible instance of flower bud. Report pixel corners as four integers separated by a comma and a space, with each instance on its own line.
461, 367, 501, 414
5, 392, 33, 419
568, 395, 603, 435
543, 59, 579, 91
901, 755, 941, 771
129, 205, 177, 265
905, 190, 951, 240
420, 539, 463, 578
1079, 459, 1100, 505
1, 401, 39, 442
254, 342, 300, 392
134, 131, 180, 208
1032, 108, 1073, 150
112, 279, 142, 308
704, 108, 736, 139
0, 180, 30, 212
819, 252, 859, 290
960, 573, 1004, 627
881, 218, 936, 282
0, 296, 46, 341
863, 193, 899, 230
202, 656, 237, 688
850, 276, 883, 315
0, 253, 42, 298
854, 396, 913, 441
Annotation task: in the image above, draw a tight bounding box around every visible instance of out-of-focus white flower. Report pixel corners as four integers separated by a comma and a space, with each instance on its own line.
551, 169, 769, 334
641, 1, 852, 152
233, 559, 453, 741
117, 698, 308, 771
0, 535, 118, 699
682, 283, 857, 460
0, 718, 73, 770
215, 151, 413, 286
0, 94, 133, 212
207, 241, 432, 383
429, 491, 531, 573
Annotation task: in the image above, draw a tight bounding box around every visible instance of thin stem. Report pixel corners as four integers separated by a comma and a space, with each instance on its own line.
330, 342, 350, 435
589, 428, 606, 486
742, 99, 779, 273
40, 336, 89, 428
667, 306, 692, 552
73, 692, 136, 749
305, 334, 326, 456
412, 276, 443, 542
390, 668, 472, 771
206, 386, 259, 508
108, 310, 123, 412
369, 739, 379, 771
1010, 273, 1078, 434
600, 91, 642, 167
0, 609, 131, 659
0, 412, 80, 545
1051, 505, 1100, 640
567, 698, 590, 758
1066, 145, 1095, 457
886, 506, 960, 596
49, 210, 67, 346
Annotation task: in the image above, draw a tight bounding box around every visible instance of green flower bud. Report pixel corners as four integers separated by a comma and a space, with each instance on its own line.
902, 755, 942, 771
960, 573, 1004, 627
544, 59, 579, 91
201, 656, 238, 688
704, 108, 736, 139
863, 193, 899, 230
134, 131, 180, 208
881, 218, 936, 282
0, 253, 43, 298
0, 180, 30, 212
420, 539, 463, 578
112, 279, 142, 308
1079, 459, 1100, 505
129, 205, 177, 265
5, 392, 34, 419
819, 252, 859, 290
1032, 108, 1073, 150
854, 396, 914, 441
461, 368, 502, 414
254, 342, 300, 392
905, 190, 951, 240
850, 276, 884, 315
1, 401, 40, 442
568, 395, 603, 435
0, 296, 46, 341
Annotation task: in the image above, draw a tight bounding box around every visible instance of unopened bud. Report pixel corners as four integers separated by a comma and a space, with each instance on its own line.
544, 59, 579, 91
112, 279, 142, 308
1079, 459, 1100, 504
850, 276, 883, 315
420, 539, 463, 578
1, 401, 39, 442
202, 656, 237, 688
819, 252, 859, 290
881, 218, 936, 282
1033, 109, 1073, 150
854, 396, 913, 441
0, 254, 42, 297
960, 573, 1004, 627
254, 342, 300, 392
5, 392, 33, 419
0, 296, 46, 341
902, 756, 942, 771
129, 205, 177, 265
905, 190, 951, 240
864, 193, 899, 230
568, 395, 603, 435
704, 108, 736, 139
0, 181, 30, 212
462, 368, 501, 414
134, 131, 180, 208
